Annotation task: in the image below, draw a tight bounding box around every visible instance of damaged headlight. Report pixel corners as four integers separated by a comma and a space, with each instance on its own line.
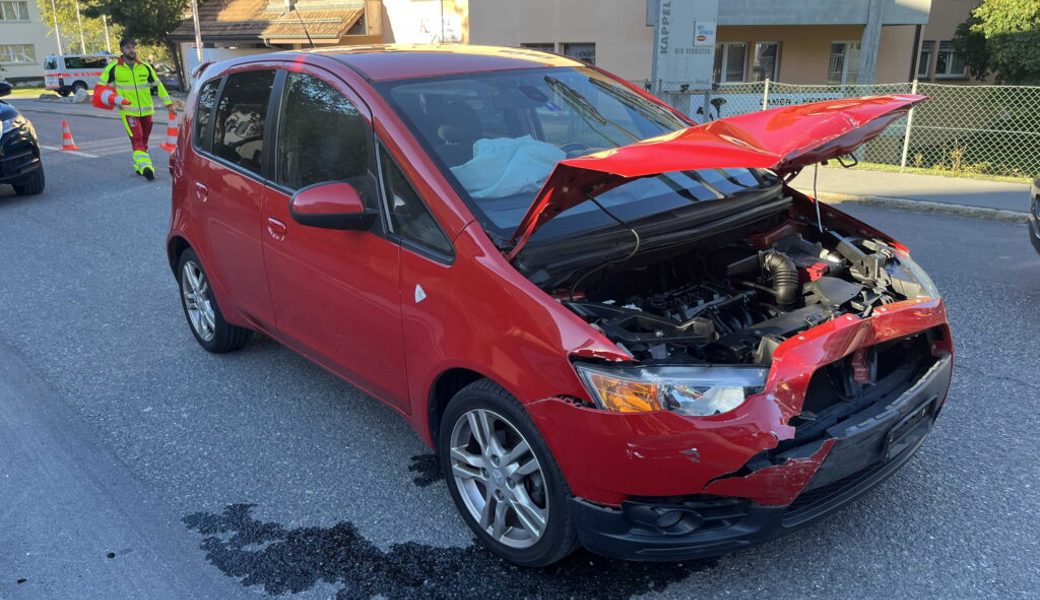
574, 364, 768, 417
892, 249, 940, 299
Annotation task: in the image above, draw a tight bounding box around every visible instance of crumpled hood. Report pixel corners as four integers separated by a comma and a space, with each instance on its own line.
506, 95, 926, 260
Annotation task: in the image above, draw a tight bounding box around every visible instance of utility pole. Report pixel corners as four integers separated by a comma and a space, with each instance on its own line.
50, 0, 63, 55
191, 0, 203, 62
102, 14, 111, 53
75, 0, 86, 54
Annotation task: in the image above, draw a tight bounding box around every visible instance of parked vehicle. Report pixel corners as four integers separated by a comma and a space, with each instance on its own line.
1030, 179, 1040, 255
154, 62, 182, 92
0, 82, 44, 195
167, 46, 953, 566
43, 53, 114, 96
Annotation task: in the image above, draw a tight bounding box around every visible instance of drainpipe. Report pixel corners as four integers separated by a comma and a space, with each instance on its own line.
857, 0, 886, 84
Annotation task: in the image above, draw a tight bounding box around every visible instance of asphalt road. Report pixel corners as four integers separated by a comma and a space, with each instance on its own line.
2, 109, 1039, 599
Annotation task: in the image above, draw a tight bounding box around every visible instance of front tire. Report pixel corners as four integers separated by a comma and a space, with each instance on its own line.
439, 379, 578, 566
13, 167, 45, 196
176, 248, 251, 353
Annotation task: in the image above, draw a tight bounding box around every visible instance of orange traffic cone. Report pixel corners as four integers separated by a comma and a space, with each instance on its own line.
60, 119, 80, 151
91, 84, 131, 111
159, 109, 178, 152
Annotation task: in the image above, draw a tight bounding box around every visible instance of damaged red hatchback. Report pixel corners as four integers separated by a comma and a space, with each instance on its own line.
167, 46, 952, 567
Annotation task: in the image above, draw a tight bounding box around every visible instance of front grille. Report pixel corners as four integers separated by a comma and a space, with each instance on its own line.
783, 459, 888, 524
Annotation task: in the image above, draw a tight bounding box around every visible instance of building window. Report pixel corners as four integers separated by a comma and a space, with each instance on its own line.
562, 43, 595, 64
521, 43, 556, 53
935, 41, 966, 78
917, 41, 934, 78
0, 1, 29, 21
828, 41, 861, 84
752, 42, 779, 81
0, 44, 35, 65
713, 42, 747, 83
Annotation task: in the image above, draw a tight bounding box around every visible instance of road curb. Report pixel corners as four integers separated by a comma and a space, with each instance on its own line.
815, 191, 1030, 224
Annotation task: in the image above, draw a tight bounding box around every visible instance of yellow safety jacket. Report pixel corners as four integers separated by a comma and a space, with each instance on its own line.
99, 58, 171, 117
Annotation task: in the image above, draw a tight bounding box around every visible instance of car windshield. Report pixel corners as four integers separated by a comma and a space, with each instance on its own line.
377, 66, 776, 243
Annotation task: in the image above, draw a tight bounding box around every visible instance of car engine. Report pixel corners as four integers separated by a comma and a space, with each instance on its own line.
561, 228, 932, 365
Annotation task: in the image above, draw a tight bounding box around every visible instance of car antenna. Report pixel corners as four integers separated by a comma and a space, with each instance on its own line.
285, 0, 315, 49
813, 162, 823, 233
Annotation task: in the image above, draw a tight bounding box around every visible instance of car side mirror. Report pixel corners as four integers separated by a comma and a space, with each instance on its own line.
290, 182, 376, 230
0, 82, 11, 98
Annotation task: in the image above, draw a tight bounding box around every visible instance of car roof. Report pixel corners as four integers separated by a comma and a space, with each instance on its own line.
220, 45, 587, 83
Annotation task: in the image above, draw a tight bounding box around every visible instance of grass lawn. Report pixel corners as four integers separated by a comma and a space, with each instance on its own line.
853, 161, 1033, 184
4, 87, 60, 99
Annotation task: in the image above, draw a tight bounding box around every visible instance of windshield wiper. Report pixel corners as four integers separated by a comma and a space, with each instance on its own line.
543, 76, 640, 143
588, 78, 687, 128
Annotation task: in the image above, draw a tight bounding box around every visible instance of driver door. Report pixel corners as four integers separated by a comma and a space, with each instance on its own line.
260, 66, 410, 412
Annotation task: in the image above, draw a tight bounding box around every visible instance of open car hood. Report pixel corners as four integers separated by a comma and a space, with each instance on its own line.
506, 95, 925, 260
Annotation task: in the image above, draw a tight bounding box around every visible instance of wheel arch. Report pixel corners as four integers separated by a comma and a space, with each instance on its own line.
427, 367, 506, 448
167, 235, 191, 275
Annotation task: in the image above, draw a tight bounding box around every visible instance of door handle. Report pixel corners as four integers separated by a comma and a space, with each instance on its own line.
194, 181, 208, 203
266, 217, 287, 241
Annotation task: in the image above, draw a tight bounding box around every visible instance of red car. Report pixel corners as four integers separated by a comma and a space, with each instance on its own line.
167, 46, 952, 566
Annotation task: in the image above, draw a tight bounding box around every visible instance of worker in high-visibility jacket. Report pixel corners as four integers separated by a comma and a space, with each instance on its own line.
99, 37, 173, 180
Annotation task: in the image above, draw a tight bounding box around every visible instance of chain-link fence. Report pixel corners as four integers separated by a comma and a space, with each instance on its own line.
661, 81, 1040, 178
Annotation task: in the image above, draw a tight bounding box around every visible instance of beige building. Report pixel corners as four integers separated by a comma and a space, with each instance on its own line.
170, 0, 977, 88
0, 0, 55, 83
469, 0, 976, 86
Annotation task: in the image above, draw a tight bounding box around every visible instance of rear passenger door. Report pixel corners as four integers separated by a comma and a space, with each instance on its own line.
261, 67, 410, 412
194, 68, 278, 329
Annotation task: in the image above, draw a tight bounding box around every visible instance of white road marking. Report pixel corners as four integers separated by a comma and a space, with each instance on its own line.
39, 145, 100, 158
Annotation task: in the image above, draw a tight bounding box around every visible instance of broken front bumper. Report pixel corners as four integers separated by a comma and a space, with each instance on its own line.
566, 353, 951, 561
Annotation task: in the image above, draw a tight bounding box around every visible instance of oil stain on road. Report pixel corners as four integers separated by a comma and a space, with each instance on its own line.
183, 503, 717, 599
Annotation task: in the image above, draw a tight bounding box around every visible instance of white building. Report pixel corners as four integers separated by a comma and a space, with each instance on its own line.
0, 0, 56, 84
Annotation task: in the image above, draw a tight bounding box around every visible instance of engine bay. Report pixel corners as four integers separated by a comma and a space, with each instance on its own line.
557, 217, 933, 365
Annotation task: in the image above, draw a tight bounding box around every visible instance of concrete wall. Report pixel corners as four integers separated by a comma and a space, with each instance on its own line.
0, 1, 54, 82
925, 0, 976, 40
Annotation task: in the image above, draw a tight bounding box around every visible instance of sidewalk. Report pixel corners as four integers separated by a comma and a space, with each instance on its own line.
790, 165, 1032, 222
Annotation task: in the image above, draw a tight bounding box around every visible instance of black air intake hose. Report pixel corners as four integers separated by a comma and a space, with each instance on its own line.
762, 251, 800, 309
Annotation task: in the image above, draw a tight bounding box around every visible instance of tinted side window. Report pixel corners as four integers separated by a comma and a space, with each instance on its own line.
64, 56, 84, 69
84, 57, 109, 69
194, 78, 221, 152
212, 70, 275, 175
379, 146, 453, 257
276, 72, 369, 192
44, 56, 58, 70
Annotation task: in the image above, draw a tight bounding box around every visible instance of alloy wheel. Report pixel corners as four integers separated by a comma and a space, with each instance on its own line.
449, 408, 549, 548
181, 260, 216, 342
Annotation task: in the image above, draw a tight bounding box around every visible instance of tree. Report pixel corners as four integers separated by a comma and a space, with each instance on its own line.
36, 0, 121, 55
953, 0, 1040, 84
83, 0, 191, 83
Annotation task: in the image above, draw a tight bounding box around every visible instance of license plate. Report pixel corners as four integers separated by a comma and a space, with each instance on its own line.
885, 396, 937, 461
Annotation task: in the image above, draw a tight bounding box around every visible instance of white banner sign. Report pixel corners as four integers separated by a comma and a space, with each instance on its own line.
654, 0, 719, 92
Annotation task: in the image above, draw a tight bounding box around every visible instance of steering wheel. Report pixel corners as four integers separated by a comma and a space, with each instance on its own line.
560, 141, 596, 157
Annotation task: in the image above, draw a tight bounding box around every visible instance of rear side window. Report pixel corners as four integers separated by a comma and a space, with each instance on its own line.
276, 72, 370, 193
211, 70, 275, 176
193, 78, 221, 152
64, 56, 85, 69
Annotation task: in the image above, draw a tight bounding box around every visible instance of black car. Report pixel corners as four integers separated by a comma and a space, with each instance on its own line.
1031, 179, 1040, 255
0, 81, 45, 196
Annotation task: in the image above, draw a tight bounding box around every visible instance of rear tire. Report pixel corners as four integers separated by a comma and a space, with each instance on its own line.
439, 379, 579, 567
71, 81, 88, 94
13, 168, 45, 196
176, 248, 251, 353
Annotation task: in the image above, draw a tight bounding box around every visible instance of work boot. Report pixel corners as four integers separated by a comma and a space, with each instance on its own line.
143, 167, 155, 181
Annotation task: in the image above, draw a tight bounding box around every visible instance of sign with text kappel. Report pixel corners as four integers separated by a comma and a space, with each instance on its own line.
654, 0, 719, 92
